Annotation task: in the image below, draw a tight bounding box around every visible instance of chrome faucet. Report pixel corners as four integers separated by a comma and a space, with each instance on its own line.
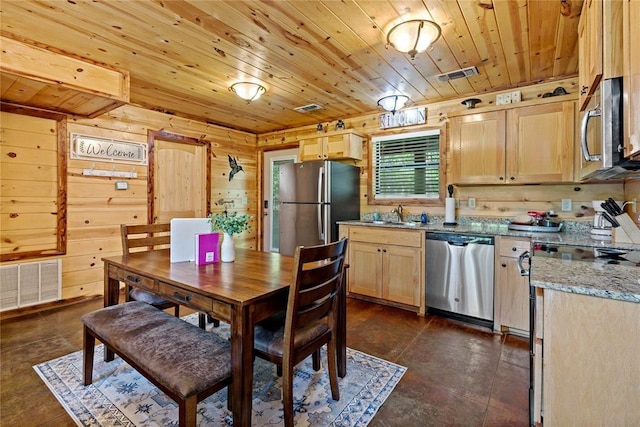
391, 204, 404, 222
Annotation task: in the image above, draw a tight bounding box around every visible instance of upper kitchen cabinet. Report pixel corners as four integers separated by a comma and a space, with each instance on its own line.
578, 0, 602, 111
578, 0, 624, 112
450, 100, 575, 185
450, 111, 505, 185
623, 0, 640, 158
298, 130, 363, 161
0, 36, 129, 118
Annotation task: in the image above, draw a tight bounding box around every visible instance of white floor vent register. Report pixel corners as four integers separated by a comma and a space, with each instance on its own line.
0, 259, 61, 311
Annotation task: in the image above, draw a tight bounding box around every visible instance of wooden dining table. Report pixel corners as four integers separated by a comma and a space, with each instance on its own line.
102, 247, 347, 427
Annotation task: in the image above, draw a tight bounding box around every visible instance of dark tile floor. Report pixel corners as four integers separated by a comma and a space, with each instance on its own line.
0, 296, 529, 426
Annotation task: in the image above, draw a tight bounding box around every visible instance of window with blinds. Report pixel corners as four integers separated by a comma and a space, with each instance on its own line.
372, 129, 441, 199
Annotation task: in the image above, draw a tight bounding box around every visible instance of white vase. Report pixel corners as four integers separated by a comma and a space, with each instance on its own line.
221, 232, 235, 262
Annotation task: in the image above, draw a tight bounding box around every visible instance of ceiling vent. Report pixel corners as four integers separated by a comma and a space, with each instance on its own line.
435, 66, 479, 83
293, 103, 324, 113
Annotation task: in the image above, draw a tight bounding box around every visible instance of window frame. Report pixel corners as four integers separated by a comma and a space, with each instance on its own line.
0, 104, 68, 262
367, 125, 447, 206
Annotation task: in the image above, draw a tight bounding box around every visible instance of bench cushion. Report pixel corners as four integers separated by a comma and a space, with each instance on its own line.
81, 301, 231, 399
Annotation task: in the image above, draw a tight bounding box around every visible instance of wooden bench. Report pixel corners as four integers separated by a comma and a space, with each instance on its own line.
82, 301, 232, 427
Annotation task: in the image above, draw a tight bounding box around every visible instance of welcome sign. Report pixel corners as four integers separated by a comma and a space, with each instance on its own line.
71, 134, 147, 165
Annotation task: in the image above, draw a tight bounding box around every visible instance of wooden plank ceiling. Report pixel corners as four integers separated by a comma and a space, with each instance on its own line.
0, 0, 583, 134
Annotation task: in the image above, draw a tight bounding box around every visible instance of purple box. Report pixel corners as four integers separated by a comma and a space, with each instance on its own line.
195, 232, 220, 264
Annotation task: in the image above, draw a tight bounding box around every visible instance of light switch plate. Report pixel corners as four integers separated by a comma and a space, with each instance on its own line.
468, 197, 476, 208
115, 181, 128, 190
561, 198, 572, 211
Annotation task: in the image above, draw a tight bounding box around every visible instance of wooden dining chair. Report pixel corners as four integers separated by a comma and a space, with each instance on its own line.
120, 223, 219, 328
253, 238, 348, 427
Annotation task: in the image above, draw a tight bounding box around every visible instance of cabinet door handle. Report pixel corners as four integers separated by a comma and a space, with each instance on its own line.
377, 248, 381, 252
510, 176, 515, 181
499, 176, 504, 181
382, 249, 387, 253
518, 251, 531, 276
501, 263, 507, 268
512, 247, 518, 252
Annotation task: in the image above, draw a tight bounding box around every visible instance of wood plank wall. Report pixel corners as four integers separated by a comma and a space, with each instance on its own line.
258, 77, 631, 224
2, 104, 257, 300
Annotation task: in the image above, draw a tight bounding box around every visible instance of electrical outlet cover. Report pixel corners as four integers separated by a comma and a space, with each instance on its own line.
561, 198, 572, 211
511, 91, 522, 102
468, 197, 476, 208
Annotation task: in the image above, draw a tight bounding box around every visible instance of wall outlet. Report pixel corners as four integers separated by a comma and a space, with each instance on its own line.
561, 198, 572, 211
468, 197, 476, 208
455, 199, 460, 208
496, 94, 505, 105
241, 196, 248, 205
511, 90, 522, 102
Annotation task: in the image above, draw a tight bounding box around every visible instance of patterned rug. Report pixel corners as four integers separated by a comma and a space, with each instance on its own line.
34, 314, 406, 426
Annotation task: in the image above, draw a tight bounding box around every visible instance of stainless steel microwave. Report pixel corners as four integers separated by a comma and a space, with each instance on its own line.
580, 77, 640, 180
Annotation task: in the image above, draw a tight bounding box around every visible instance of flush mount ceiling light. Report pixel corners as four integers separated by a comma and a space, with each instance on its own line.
229, 82, 266, 104
386, 19, 442, 60
377, 94, 410, 114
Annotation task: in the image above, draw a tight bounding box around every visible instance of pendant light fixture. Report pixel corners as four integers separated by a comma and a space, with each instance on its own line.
229, 82, 266, 104
386, 19, 441, 60
377, 94, 410, 114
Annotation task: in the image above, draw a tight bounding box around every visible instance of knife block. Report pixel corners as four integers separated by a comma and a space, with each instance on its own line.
612, 213, 640, 244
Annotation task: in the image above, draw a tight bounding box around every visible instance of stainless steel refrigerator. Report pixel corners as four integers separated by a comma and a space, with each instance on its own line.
279, 160, 359, 256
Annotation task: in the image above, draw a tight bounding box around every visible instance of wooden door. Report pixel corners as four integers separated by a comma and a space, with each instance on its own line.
495, 257, 529, 332
347, 241, 382, 298
506, 102, 574, 183
148, 131, 210, 224
578, 0, 603, 111
298, 137, 323, 161
382, 244, 422, 307
623, 0, 640, 158
450, 111, 506, 184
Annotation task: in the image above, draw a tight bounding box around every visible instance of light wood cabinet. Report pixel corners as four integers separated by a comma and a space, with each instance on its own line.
342, 225, 424, 313
298, 130, 363, 161
450, 111, 505, 185
493, 237, 530, 334
623, 0, 640, 158
533, 289, 640, 425
578, 0, 603, 111
450, 101, 574, 185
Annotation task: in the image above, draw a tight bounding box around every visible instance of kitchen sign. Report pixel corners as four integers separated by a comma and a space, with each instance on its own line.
379, 107, 426, 129
71, 134, 148, 165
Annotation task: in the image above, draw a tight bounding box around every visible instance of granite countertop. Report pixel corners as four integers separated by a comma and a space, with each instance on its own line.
530, 256, 640, 304
339, 218, 640, 303
338, 219, 640, 251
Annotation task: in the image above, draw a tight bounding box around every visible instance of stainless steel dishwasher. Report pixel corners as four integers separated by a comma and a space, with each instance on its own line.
425, 232, 495, 328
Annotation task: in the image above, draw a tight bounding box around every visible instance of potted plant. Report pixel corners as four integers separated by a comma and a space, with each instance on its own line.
208, 210, 251, 262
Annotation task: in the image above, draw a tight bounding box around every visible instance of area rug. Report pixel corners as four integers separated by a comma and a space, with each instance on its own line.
34, 314, 406, 426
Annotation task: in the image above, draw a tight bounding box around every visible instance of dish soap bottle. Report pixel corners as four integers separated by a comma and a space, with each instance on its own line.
373, 209, 381, 221
421, 211, 428, 225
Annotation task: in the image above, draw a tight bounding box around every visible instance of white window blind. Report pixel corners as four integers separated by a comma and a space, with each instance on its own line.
372, 129, 440, 199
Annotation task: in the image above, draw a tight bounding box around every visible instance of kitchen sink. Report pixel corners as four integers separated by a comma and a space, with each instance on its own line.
359, 220, 420, 226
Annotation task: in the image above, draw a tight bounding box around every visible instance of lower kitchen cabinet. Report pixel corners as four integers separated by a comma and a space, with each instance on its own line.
341, 225, 425, 314
494, 236, 530, 334
533, 289, 640, 425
